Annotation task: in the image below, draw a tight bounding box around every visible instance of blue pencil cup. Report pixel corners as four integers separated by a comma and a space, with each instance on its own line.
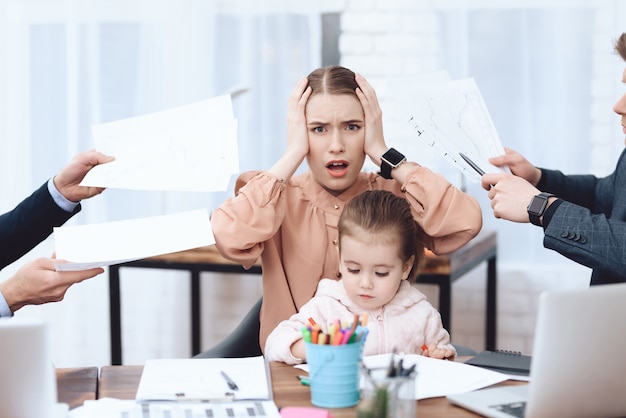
305, 340, 364, 408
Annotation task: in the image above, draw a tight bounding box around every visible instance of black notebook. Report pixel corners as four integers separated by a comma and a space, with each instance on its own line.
464, 350, 532, 376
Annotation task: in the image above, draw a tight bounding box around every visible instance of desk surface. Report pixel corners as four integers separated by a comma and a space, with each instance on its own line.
97, 359, 521, 418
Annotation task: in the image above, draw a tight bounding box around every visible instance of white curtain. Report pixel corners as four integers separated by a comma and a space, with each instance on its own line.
0, 0, 321, 366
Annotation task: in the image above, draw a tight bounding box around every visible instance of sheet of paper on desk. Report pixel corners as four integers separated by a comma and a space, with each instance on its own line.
363, 354, 509, 400
135, 356, 271, 402
53, 209, 213, 271
67, 398, 281, 418
80, 94, 239, 192
387, 73, 509, 183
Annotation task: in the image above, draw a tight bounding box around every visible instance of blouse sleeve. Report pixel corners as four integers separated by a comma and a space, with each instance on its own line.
399, 166, 482, 254
210, 171, 286, 269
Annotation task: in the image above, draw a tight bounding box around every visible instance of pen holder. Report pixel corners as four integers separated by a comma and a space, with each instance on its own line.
304, 340, 364, 408
357, 366, 416, 418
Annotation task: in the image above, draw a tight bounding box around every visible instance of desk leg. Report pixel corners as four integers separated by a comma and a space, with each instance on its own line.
191, 270, 201, 356
438, 281, 452, 334
109, 267, 123, 365
485, 255, 497, 351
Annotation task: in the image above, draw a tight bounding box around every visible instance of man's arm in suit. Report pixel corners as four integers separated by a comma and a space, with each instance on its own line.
543, 201, 626, 278
0, 182, 80, 270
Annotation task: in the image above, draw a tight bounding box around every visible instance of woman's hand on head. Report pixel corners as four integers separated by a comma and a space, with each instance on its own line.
285, 77, 312, 160
355, 73, 388, 165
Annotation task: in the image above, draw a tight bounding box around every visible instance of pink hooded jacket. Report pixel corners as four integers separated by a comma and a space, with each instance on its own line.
264, 278, 455, 365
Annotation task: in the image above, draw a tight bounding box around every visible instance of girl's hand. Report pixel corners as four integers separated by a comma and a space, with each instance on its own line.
355, 73, 388, 166
422, 345, 456, 360
285, 77, 312, 160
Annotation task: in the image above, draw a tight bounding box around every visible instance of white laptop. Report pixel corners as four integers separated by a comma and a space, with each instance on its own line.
447, 283, 626, 418
0, 317, 68, 418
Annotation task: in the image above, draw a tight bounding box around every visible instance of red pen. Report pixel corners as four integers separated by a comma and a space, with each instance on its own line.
422, 344, 428, 352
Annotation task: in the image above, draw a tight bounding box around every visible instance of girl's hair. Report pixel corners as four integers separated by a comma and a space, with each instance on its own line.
337, 190, 426, 282
616, 33, 626, 61
306, 66, 358, 98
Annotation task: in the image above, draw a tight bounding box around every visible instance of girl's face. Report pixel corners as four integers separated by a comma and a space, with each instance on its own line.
339, 228, 414, 311
305, 93, 366, 196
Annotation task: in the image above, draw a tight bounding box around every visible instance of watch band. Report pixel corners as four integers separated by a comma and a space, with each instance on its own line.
380, 148, 406, 179
527, 192, 556, 226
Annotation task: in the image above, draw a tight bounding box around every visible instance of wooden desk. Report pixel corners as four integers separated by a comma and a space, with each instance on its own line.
98, 360, 522, 417
108, 230, 497, 365
56, 367, 98, 409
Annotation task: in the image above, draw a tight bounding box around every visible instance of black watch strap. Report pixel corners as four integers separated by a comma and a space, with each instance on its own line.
527, 192, 556, 226
380, 148, 406, 179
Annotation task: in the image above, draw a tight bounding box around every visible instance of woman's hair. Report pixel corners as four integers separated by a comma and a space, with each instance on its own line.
306, 66, 358, 98
337, 190, 426, 282
616, 33, 626, 61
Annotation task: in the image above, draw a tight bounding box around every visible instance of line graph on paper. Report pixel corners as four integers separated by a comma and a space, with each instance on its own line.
401, 77, 509, 183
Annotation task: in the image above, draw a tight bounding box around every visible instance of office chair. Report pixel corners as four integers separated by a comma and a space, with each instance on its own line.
193, 296, 476, 358
194, 297, 263, 358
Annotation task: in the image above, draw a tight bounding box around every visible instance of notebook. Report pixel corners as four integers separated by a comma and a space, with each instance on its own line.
0, 317, 68, 418
447, 283, 626, 418
464, 350, 531, 376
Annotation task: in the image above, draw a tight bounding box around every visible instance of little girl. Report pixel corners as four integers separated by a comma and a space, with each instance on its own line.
264, 190, 456, 364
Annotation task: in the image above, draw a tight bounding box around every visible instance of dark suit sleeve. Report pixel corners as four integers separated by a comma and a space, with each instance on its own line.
539, 150, 626, 281
0, 182, 80, 270
543, 201, 626, 277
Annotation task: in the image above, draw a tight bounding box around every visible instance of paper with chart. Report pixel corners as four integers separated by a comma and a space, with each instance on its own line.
395, 76, 508, 183
67, 398, 281, 418
53, 209, 214, 271
80, 94, 239, 192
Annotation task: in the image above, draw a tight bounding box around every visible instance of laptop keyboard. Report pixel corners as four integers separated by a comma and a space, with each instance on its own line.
491, 401, 526, 418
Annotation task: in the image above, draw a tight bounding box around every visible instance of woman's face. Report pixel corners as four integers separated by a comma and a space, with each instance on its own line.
305, 93, 366, 196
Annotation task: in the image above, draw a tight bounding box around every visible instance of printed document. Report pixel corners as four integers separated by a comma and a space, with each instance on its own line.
388, 73, 509, 183
53, 208, 213, 271
80, 95, 238, 192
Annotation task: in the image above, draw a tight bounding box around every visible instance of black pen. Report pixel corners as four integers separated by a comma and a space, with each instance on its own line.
220, 370, 239, 391
459, 152, 485, 176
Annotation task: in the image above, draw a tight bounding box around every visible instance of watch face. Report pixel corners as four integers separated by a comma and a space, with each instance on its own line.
528, 196, 548, 215
382, 148, 405, 166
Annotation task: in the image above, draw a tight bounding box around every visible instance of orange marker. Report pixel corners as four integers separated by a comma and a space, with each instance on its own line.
360, 312, 368, 326
421, 344, 428, 352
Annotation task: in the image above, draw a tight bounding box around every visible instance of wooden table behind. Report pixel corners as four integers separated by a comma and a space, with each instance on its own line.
108, 230, 497, 365
56, 367, 98, 409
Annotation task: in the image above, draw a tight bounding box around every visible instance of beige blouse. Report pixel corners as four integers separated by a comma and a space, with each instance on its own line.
211, 166, 482, 351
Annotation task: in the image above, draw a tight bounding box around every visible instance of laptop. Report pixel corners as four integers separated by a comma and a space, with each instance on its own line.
0, 317, 68, 418
447, 283, 626, 418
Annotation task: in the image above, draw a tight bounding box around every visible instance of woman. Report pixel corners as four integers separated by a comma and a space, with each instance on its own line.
210, 66, 482, 351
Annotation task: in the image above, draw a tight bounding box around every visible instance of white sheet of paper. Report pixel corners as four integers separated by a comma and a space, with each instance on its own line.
81, 95, 239, 192
296, 353, 508, 400
362, 354, 508, 400
53, 209, 214, 271
135, 357, 271, 402
388, 75, 508, 183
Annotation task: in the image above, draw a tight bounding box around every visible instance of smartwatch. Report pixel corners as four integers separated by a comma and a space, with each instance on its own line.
380, 148, 406, 179
527, 192, 555, 226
